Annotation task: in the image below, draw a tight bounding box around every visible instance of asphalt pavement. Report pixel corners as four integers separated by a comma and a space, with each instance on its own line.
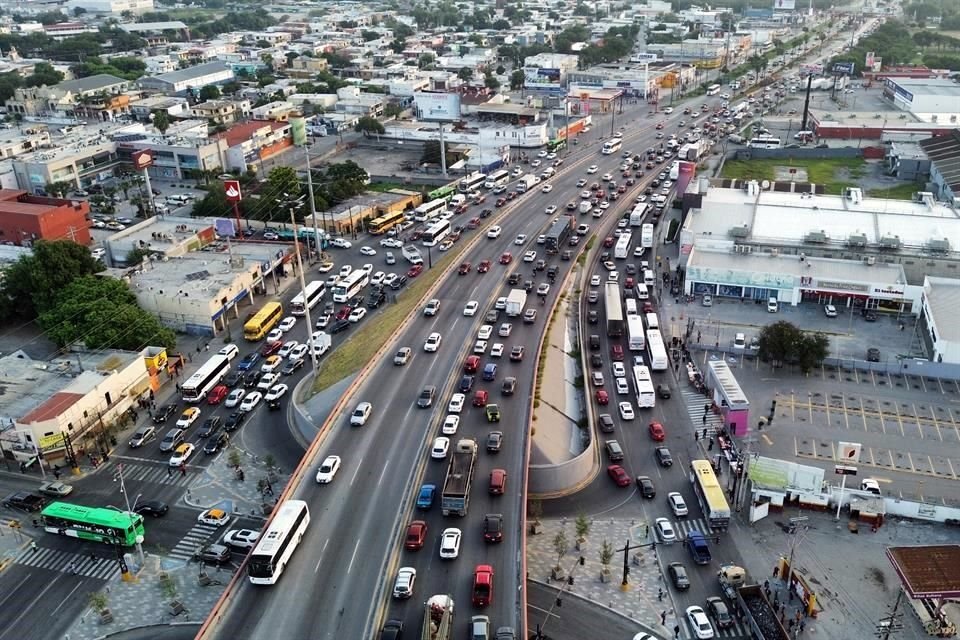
527, 579, 646, 640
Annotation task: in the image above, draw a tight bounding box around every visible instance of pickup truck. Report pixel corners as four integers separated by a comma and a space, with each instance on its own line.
3, 491, 46, 512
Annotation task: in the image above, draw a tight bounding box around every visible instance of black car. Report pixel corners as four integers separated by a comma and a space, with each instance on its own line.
281, 358, 305, 375
224, 411, 246, 432
598, 413, 615, 433
866, 347, 881, 362
655, 446, 673, 467
668, 562, 690, 590
636, 475, 656, 498
152, 404, 178, 424
523, 280, 534, 292
195, 543, 231, 565
459, 375, 475, 393
480, 208, 493, 218
483, 513, 504, 543
367, 290, 386, 308
590, 354, 603, 368
546, 265, 559, 280
3, 492, 46, 512
507, 273, 521, 286
587, 291, 599, 304
243, 371, 262, 388
203, 432, 230, 454
486, 431, 503, 453
134, 500, 169, 517
657, 384, 671, 399
625, 263, 637, 275
380, 620, 404, 640
389, 275, 408, 290
534, 259, 546, 272
706, 596, 734, 629
561, 250, 572, 261
588, 310, 599, 324
223, 371, 243, 387
501, 377, 516, 396
197, 417, 222, 438
329, 319, 351, 334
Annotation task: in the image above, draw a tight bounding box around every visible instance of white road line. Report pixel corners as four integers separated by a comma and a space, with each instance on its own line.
350, 456, 365, 486
314, 539, 329, 574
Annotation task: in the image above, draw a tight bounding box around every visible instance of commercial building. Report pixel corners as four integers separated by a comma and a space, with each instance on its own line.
919, 130, 960, 206
810, 109, 956, 141
0, 189, 91, 246
5, 74, 131, 118
919, 277, 960, 363
884, 141, 930, 182
64, 0, 153, 14
318, 189, 422, 236
522, 53, 579, 95
881, 78, 960, 124
138, 61, 234, 95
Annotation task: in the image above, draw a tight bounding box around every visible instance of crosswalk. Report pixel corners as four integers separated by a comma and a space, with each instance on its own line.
14, 546, 122, 580
110, 460, 197, 487
711, 622, 753, 638
169, 522, 223, 561
665, 516, 714, 540
681, 388, 724, 439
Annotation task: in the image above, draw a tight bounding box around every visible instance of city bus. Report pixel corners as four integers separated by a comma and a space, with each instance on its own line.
427, 184, 456, 201
331, 270, 369, 303
601, 138, 623, 155
368, 209, 407, 235
633, 365, 656, 408
605, 282, 624, 338
747, 135, 782, 149
645, 328, 668, 370
614, 234, 631, 260
690, 459, 731, 530
422, 219, 451, 247
181, 354, 231, 402
41, 502, 145, 546
459, 172, 487, 193
706, 83, 721, 96
483, 169, 510, 189
248, 499, 311, 585
290, 280, 326, 316
413, 198, 448, 222
546, 138, 566, 153
244, 302, 284, 341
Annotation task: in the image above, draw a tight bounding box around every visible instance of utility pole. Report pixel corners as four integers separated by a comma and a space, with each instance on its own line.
533, 553, 586, 639
618, 537, 657, 590
875, 589, 905, 639
290, 207, 319, 377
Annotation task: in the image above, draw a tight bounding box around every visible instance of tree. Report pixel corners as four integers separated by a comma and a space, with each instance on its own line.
796, 332, 830, 374
152, 110, 171, 135
509, 69, 525, 91
0, 240, 104, 320
25, 62, 63, 88
420, 140, 456, 167
457, 66, 473, 82
354, 115, 385, 136
384, 103, 403, 118
388, 38, 406, 54
360, 30, 380, 42
417, 52, 435, 69
198, 84, 221, 101
484, 74, 500, 91
756, 320, 828, 370
221, 81, 242, 95
37, 276, 176, 351
44, 181, 73, 198
552, 529, 568, 572
495, 65, 505, 75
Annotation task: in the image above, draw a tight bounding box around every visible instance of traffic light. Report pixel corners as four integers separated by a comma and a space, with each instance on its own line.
579, 556, 585, 566
555, 597, 562, 608
567, 576, 574, 585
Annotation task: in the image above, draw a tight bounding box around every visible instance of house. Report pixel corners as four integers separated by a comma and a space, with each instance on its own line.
6, 74, 130, 117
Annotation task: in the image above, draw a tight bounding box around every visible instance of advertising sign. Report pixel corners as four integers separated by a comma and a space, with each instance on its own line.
132, 150, 153, 170
832, 62, 855, 75
773, 0, 796, 9
838, 441, 862, 463
630, 53, 658, 63
413, 92, 462, 122
224, 180, 242, 202
865, 51, 875, 68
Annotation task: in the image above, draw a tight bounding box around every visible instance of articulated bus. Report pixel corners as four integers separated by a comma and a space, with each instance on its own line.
332, 270, 369, 303
459, 172, 487, 193
645, 329, 668, 370
248, 500, 311, 585
290, 280, 326, 316
483, 170, 510, 189
427, 185, 456, 201
41, 502, 145, 546
368, 209, 407, 235
690, 459, 731, 530
181, 355, 231, 402
633, 365, 656, 408
422, 219, 451, 247
413, 198, 448, 223
601, 138, 623, 155
244, 302, 283, 341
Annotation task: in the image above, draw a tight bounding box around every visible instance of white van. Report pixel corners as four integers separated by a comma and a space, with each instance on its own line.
643, 269, 655, 286
767, 297, 779, 313
448, 194, 466, 208
644, 312, 659, 330
635, 283, 649, 300
625, 299, 638, 316
165, 194, 193, 205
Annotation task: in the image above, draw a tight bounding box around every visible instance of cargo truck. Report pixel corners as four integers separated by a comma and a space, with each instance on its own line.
718, 564, 746, 601
440, 439, 478, 516
505, 289, 527, 317
515, 174, 538, 193
737, 584, 790, 640
421, 594, 454, 640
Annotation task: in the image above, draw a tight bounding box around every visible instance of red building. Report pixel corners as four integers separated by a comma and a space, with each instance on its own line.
0, 190, 91, 247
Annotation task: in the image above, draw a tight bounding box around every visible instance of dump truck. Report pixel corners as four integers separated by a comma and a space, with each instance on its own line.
505, 289, 526, 317
718, 564, 746, 601
440, 439, 478, 516
737, 584, 790, 640
422, 594, 454, 640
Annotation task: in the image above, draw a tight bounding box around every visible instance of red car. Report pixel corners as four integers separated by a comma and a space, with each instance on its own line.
207, 384, 229, 405
617, 185, 627, 193
473, 194, 486, 204
477, 260, 491, 273
458, 262, 472, 275
472, 564, 494, 607
607, 464, 631, 487
467, 217, 481, 229
464, 355, 481, 373
336, 305, 353, 321
642, 301, 655, 314
506, 192, 517, 201
649, 421, 666, 441
596, 389, 609, 405
407, 264, 423, 278
625, 277, 635, 290
473, 389, 489, 406
499, 252, 513, 265
495, 198, 506, 207
611, 344, 624, 361
656, 122, 665, 129
405, 520, 427, 550
604, 236, 615, 248
622, 171, 631, 179
260, 341, 282, 357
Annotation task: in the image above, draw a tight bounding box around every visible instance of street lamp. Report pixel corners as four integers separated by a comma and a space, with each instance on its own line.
113, 463, 145, 569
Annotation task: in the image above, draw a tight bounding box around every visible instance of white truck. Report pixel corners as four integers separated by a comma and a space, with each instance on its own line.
310, 331, 332, 357
515, 174, 538, 193
505, 289, 527, 317
402, 244, 423, 265
579, 200, 592, 214
641, 223, 654, 249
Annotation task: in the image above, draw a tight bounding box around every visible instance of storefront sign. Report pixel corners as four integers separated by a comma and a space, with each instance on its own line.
815, 280, 869, 293
872, 285, 904, 297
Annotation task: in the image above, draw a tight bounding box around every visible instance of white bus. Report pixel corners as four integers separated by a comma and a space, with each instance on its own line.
627, 315, 646, 351
601, 138, 623, 155
181, 355, 230, 403
413, 198, 448, 222
459, 172, 487, 193
614, 234, 631, 260
706, 84, 721, 96
640, 223, 654, 249
483, 169, 510, 189
748, 135, 782, 149
646, 329, 669, 371
290, 280, 326, 316
422, 219, 451, 247
633, 365, 656, 408
248, 499, 311, 585
331, 270, 369, 303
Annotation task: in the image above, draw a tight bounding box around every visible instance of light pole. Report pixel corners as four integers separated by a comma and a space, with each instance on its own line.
113, 463, 145, 568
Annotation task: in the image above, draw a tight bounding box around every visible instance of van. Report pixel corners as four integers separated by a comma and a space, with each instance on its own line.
489, 468, 507, 495
767, 297, 779, 313
635, 284, 649, 300
218, 344, 239, 361
625, 299, 638, 316
165, 194, 193, 205
605, 440, 624, 462
643, 269, 655, 286
644, 312, 659, 330
159, 427, 185, 452
449, 194, 466, 208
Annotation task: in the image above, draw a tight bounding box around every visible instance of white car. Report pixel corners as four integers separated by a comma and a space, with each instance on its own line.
176, 408, 201, 429
439, 527, 462, 559
590, 274, 601, 286
495, 297, 507, 310
464, 301, 479, 316
315, 455, 341, 483
667, 492, 689, 517
580, 190, 592, 199
448, 393, 465, 413
442, 414, 460, 435
393, 567, 417, 599
240, 391, 263, 412
278, 341, 299, 358
663, 107, 674, 114
225, 389, 245, 408
655, 517, 676, 544
265, 384, 288, 402
431, 437, 450, 459
218, 344, 239, 361
223, 529, 260, 550
339, 265, 353, 278
473, 339, 488, 354
383, 273, 398, 287
486, 226, 502, 239
360, 246, 377, 256
359, 263, 373, 275
514, 234, 528, 245
477, 324, 493, 340
348, 308, 367, 323
289, 344, 309, 361
257, 373, 279, 391
612, 362, 626, 377
587, 165, 598, 174
545, 205, 558, 214
317, 261, 334, 273
618, 401, 635, 420
197, 508, 230, 526
615, 377, 629, 395
541, 184, 553, 193
599, 201, 610, 210
266, 328, 284, 343
350, 402, 372, 426
608, 271, 619, 282
686, 606, 715, 639
601, 173, 612, 181
370, 271, 385, 286
490, 343, 505, 358
379, 238, 402, 248
424, 332, 442, 352
824, 304, 838, 317
278, 316, 297, 332
498, 323, 513, 337
168, 443, 195, 467
523, 251, 537, 262
331, 238, 352, 249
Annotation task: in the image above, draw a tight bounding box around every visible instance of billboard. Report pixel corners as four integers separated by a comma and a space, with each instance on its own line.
630, 53, 658, 63
224, 180, 242, 202
132, 150, 153, 170
524, 68, 564, 94
773, 0, 796, 9
865, 51, 875, 68
413, 92, 462, 122
832, 62, 855, 74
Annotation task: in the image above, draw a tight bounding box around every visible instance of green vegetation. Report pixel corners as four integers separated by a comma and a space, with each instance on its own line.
757, 321, 830, 374
366, 182, 409, 193
827, 21, 919, 76
720, 157, 869, 195
867, 183, 925, 200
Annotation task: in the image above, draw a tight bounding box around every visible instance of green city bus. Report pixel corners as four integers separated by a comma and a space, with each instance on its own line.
427, 185, 457, 201
41, 502, 145, 546
546, 138, 567, 153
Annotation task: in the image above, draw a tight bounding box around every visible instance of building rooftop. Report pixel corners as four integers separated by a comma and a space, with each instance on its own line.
919, 130, 960, 194
55, 74, 127, 95
924, 277, 960, 345
0, 189, 86, 216
325, 189, 420, 221
888, 141, 928, 161
220, 119, 288, 148
886, 77, 960, 98
119, 21, 189, 32
143, 61, 231, 85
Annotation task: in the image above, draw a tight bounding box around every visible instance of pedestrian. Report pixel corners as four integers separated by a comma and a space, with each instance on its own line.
658, 587, 664, 601
90, 552, 96, 565
660, 610, 667, 625
764, 579, 770, 591
181, 465, 187, 477
773, 565, 780, 578
30, 541, 37, 552
795, 610, 802, 623
53, 469, 61, 480
708, 439, 714, 451
788, 619, 795, 631
799, 620, 806, 632
702, 414, 707, 425
167, 466, 172, 477
196, 344, 202, 354
674, 624, 680, 639
704, 403, 710, 416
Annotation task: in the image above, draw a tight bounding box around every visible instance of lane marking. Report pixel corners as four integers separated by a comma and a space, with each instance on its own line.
314, 539, 329, 573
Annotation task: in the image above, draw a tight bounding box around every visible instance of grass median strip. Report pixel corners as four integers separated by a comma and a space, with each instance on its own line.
310, 250, 459, 395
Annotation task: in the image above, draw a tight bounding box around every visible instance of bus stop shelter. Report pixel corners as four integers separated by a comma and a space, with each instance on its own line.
706, 359, 750, 436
